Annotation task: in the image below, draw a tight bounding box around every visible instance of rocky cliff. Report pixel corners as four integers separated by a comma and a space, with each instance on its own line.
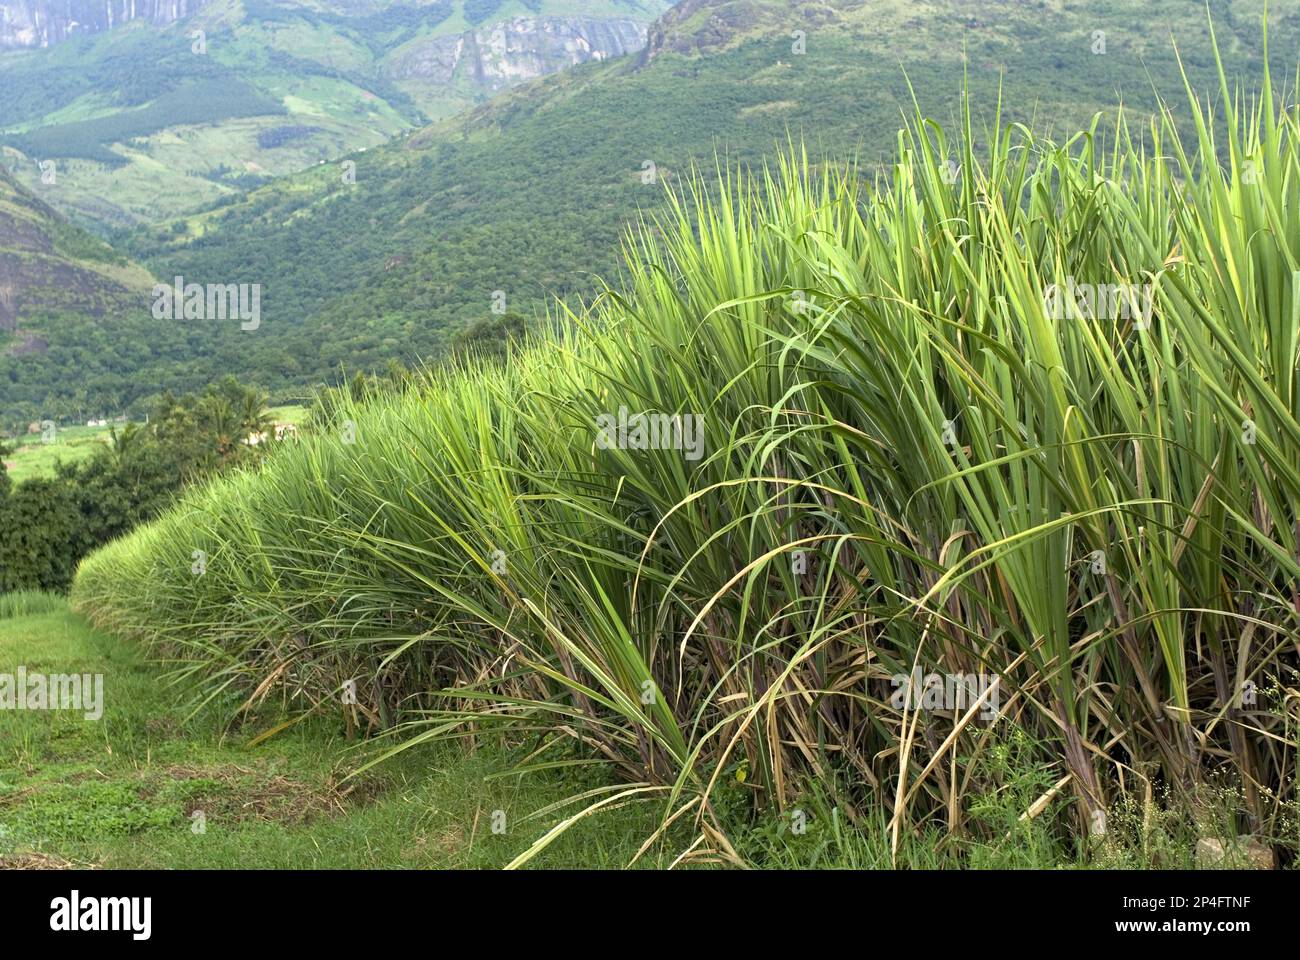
0, 1, 206, 49
642, 0, 845, 61
386, 15, 650, 88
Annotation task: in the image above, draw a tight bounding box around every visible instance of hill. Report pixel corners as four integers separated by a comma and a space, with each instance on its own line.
0, 163, 152, 332
0, 163, 280, 430
0, 163, 161, 426
0, 0, 669, 227
3, 0, 1298, 415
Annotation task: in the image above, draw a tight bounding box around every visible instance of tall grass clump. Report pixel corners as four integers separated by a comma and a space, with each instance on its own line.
0, 590, 65, 619
75, 39, 1300, 865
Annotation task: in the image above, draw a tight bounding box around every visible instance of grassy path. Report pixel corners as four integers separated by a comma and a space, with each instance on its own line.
0, 599, 671, 869
4, 599, 1263, 869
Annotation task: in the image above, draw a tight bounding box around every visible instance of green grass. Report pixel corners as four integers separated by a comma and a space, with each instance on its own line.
265, 403, 310, 427
0, 597, 703, 869
3, 423, 115, 484
72, 30, 1300, 870
6, 597, 1266, 869
0, 590, 64, 619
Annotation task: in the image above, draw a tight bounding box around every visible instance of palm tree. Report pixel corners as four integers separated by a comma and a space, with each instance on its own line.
108, 422, 142, 463
204, 396, 240, 459
238, 391, 274, 443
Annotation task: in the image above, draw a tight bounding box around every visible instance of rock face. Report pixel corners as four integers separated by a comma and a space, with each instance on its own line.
643, 0, 843, 61
0, 0, 205, 49
386, 15, 649, 88
643, 0, 762, 60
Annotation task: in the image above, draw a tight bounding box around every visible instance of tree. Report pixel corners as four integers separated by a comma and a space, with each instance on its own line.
450, 311, 528, 363
0, 376, 274, 592
109, 422, 142, 463
239, 390, 274, 439
0, 439, 12, 499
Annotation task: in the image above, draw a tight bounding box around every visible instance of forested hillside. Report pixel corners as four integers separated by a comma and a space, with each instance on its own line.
3, 0, 1299, 419
0, 0, 669, 226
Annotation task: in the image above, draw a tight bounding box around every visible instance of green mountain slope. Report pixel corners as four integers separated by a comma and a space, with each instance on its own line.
4, 0, 1298, 416
0, 165, 252, 429
0, 163, 154, 387
0, 0, 669, 227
